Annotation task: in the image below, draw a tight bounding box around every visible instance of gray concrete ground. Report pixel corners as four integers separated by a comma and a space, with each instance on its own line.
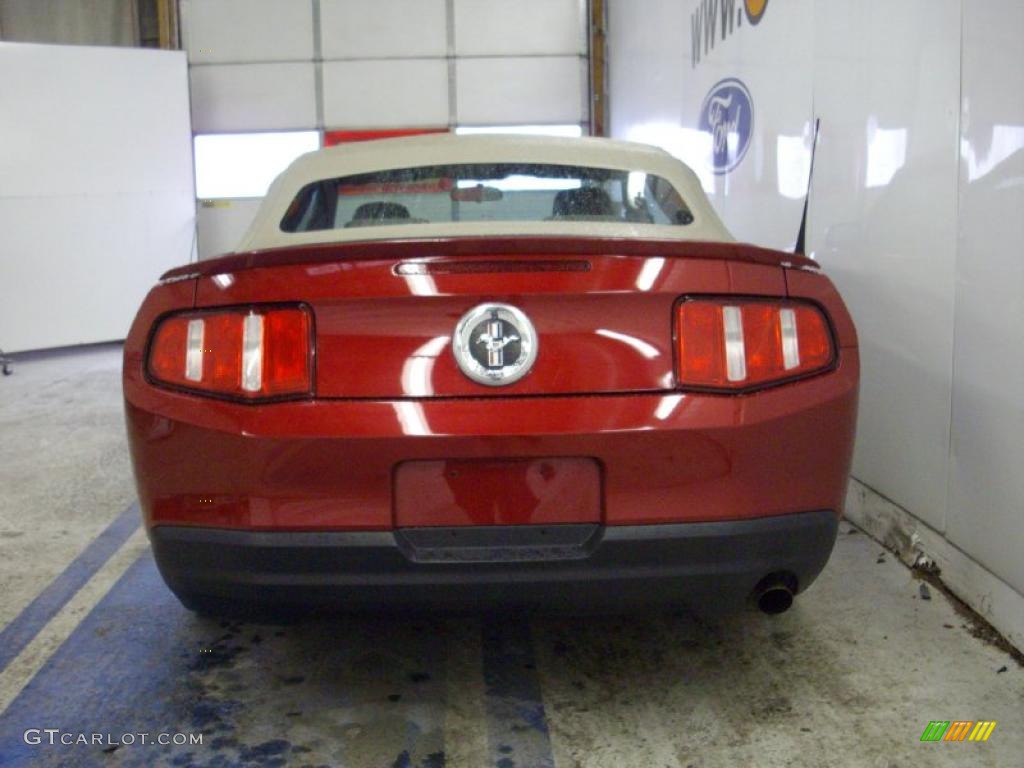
0, 345, 135, 629
0, 345, 1020, 767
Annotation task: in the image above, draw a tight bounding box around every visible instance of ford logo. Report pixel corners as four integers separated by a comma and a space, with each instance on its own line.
699, 78, 754, 174
745, 0, 768, 25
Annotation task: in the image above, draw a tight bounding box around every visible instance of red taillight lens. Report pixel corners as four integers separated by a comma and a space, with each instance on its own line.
147, 306, 312, 400
676, 299, 834, 390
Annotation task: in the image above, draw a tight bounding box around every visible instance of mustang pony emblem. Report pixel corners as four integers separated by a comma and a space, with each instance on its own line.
476, 316, 521, 368
453, 303, 538, 386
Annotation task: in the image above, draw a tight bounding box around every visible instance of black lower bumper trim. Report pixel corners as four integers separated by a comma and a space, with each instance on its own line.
149, 511, 839, 612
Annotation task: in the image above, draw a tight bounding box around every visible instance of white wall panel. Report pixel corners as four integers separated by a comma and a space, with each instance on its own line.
323, 59, 449, 128
181, 0, 314, 63
685, 0, 814, 248
609, 0, 1024, 627
453, 0, 585, 56
456, 56, 584, 125
810, 0, 961, 532
610, 0, 814, 248
197, 200, 262, 259
608, 0, 959, 532
320, 0, 447, 59
608, 0, 692, 147
0, 43, 194, 352
190, 63, 317, 132
947, 0, 1024, 594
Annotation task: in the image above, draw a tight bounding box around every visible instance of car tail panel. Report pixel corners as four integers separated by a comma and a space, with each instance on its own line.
192, 246, 788, 398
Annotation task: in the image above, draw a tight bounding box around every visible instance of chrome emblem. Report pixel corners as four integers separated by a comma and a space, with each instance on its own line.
453, 303, 538, 386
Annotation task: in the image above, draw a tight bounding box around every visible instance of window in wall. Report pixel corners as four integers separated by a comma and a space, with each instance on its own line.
194, 131, 320, 199
455, 125, 584, 138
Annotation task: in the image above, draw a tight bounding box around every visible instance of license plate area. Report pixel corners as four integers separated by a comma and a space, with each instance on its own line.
394, 457, 602, 528
395, 524, 601, 564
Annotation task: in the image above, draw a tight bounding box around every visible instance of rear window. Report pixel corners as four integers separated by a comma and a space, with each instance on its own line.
279, 163, 694, 232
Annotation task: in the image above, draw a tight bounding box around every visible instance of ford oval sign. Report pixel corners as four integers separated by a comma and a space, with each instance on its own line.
699, 78, 754, 174
745, 0, 768, 25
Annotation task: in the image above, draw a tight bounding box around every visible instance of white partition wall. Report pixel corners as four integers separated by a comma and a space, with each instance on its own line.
181, 0, 590, 258
609, 0, 815, 249
0, 43, 194, 352
608, 0, 1024, 648
946, 1, 1024, 626
810, 1, 962, 534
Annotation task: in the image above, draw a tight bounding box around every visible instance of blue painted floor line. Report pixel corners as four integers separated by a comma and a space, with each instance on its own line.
1, 512, 554, 767
0, 502, 140, 675
1, 551, 453, 767
481, 615, 555, 768
0, 553, 195, 767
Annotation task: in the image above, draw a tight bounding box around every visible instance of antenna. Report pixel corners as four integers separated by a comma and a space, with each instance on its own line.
794, 118, 821, 255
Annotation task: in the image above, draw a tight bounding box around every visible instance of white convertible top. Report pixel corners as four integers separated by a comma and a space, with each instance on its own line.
236, 133, 732, 252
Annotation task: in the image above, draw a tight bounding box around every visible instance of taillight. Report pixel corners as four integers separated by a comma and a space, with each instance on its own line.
676, 298, 834, 391
147, 306, 312, 400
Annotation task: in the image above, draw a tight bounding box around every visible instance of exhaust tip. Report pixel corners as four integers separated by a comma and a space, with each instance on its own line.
757, 585, 794, 615
752, 572, 798, 615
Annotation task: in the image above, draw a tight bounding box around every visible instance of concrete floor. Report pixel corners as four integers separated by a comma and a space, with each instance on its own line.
0, 345, 1020, 768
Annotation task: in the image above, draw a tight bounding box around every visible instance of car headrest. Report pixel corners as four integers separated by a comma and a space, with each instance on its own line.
351, 202, 411, 222
551, 187, 615, 218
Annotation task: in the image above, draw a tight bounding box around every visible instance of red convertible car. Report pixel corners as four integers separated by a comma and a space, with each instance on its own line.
124, 134, 858, 616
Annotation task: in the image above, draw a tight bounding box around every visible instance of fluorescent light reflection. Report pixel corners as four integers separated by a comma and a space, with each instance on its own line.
654, 394, 684, 421
865, 121, 907, 188
402, 274, 438, 297
393, 401, 431, 436
961, 124, 1024, 182
777, 134, 812, 199
595, 329, 660, 360
400, 336, 449, 397
635, 257, 665, 291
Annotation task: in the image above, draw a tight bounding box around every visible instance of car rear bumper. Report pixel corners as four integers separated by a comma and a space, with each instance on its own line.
125, 353, 858, 530
149, 510, 839, 612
